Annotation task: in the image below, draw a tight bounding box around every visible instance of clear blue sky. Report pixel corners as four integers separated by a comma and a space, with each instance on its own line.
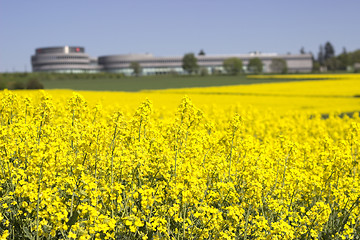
1, 0, 359, 72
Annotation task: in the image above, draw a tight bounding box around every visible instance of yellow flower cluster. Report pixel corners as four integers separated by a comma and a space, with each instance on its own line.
0, 78, 359, 239
154, 73, 360, 114
247, 73, 360, 80
15, 73, 360, 114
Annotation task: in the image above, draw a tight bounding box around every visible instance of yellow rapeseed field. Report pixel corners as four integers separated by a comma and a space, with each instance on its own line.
1, 74, 360, 239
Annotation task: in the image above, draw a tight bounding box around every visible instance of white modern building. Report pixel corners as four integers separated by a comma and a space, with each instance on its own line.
31, 46, 313, 74
31, 46, 100, 73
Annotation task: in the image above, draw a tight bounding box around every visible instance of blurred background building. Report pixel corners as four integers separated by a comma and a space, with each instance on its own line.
31, 46, 313, 75
31, 46, 100, 73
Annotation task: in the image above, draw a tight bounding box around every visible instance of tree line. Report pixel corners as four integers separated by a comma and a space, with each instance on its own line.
180, 53, 287, 75
311, 42, 360, 72
179, 43, 360, 75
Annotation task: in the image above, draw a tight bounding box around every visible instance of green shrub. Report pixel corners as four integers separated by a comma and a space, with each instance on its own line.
200, 68, 209, 76
223, 58, 243, 75
26, 78, 44, 89
8, 81, 25, 90
0, 80, 7, 90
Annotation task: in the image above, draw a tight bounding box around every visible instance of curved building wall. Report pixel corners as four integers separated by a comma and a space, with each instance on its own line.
31, 46, 100, 73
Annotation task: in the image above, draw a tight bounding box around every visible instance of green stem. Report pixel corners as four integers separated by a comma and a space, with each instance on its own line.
36, 157, 45, 240
228, 129, 236, 181
243, 206, 252, 240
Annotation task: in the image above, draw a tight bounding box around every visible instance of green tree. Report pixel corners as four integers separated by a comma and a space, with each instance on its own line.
130, 62, 142, 76
325, 57, 340, 71
198, 49, 206, 56
312, 61, 321, 72
199, 68, 209, 76
182, 53, 199, 74
324, 41, 335, 60
223, 58, 243, 75
270, 58, 287, 73
350, 49, 360, 64
247, 58, 263, 74
300, 47, 305, 54
318, 45, 325, 66
337, 47, 351, 70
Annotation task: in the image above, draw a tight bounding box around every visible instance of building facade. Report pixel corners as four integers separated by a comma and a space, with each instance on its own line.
31, 46, 100, 73
31, 46, 313, 74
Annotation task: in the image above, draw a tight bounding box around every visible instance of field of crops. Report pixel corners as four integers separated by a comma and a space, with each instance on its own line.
1, 74, 360, 239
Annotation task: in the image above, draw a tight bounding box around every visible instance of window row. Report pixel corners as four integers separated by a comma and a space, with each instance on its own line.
33, 62, 92, 66
34, 56, 89, 60
100, 59, 181, 64
101, 58, 251, 64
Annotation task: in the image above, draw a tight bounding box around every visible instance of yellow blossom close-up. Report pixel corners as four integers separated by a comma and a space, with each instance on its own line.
0, 74, 359, 239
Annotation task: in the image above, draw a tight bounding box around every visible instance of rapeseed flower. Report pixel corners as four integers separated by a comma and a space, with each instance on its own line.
1, 76, 360, 239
